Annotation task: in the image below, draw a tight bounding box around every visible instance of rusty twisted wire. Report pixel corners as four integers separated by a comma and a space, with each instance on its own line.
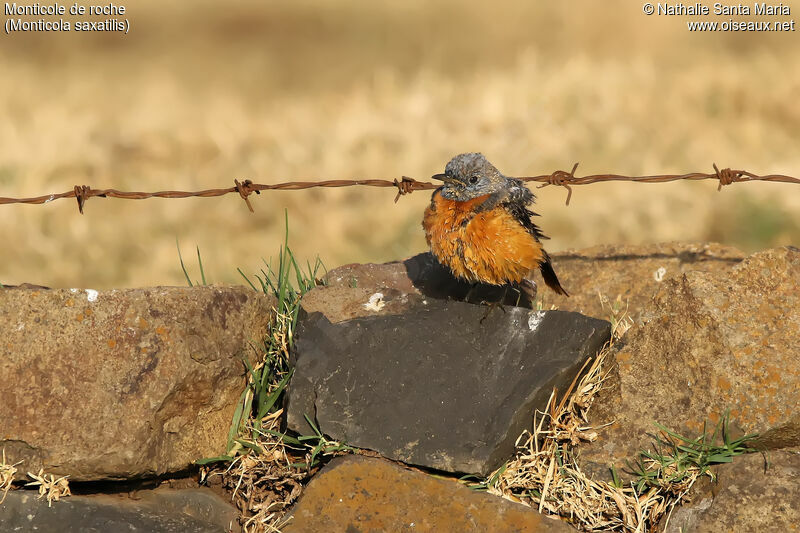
0, 164, 798, 214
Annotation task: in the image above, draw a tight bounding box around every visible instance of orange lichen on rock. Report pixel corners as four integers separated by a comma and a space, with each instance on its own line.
155, 326, 169, 342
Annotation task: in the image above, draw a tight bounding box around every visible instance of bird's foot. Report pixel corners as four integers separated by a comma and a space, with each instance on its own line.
479, 300, 506, 324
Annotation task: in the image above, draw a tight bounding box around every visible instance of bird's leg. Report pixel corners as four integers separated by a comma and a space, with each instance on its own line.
464, 282, 479, 304
502, 285, 509, 305
511, 285, 523, 307
479, 286, 508, 324
520, 279, 538, 307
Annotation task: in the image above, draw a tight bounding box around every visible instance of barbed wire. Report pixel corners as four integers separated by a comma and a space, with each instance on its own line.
0, 164, 797, 214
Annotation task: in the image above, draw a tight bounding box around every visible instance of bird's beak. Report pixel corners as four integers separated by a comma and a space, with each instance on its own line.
432, 173, 455, 184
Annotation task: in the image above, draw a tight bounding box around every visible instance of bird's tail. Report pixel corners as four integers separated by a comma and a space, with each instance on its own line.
539, 254, 569, 296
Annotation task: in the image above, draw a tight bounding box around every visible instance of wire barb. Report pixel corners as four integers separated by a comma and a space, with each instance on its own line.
393, 176, 420, 203
234, 179, 257, 213
713, 163, 740, 192
74, 185, 91, 214
538, 162, 579, 205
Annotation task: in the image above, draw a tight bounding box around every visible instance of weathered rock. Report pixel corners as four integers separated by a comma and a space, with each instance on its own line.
660, 450, 800, 533
305, 253, 531, 324
0, 286, 274, 481
539, 242, 744, 320
0, 487, 238, 532
580, 247, 800, 475
320, 243, 744, 322
300, 285, 423, 324
283, 455, 576, 533
286, 299, 610, 475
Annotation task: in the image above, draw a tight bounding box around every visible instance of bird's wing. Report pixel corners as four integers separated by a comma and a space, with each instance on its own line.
503, 180, 567, 295
502, 179, 548, 240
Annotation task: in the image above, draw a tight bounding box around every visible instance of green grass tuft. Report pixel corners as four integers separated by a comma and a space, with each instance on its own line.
176, 239, 209, 287
289, 414, 355, 470
198, 210, 343, 474
624, 411, 759, 494
237, 210, 326, 432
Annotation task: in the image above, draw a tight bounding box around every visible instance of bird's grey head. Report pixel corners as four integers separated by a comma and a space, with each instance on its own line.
433, 153, 507, 201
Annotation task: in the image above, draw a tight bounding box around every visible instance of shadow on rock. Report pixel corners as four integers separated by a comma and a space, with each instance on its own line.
401, 252, 535, 307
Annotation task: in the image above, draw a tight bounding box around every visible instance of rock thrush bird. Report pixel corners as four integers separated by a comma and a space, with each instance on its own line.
422, 153, 568, 302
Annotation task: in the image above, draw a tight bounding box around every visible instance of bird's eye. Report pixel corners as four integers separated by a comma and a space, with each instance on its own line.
468, 175, 480, 185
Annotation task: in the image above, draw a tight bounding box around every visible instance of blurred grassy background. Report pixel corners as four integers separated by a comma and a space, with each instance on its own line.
1, 0, 799, 288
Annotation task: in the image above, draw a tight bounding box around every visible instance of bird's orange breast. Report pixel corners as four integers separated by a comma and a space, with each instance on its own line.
422, 191, 544, 285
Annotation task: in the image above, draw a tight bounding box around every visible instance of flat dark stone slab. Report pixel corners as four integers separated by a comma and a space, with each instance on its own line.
286, 298, 611, 475
0, 488, 237, 533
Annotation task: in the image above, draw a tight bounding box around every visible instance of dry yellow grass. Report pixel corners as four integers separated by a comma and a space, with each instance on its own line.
0, 450, 21, 505
24, 469, 71, 507
1, 1, 799, 287
0, 449, 71, 508
485, 298, 748, 532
